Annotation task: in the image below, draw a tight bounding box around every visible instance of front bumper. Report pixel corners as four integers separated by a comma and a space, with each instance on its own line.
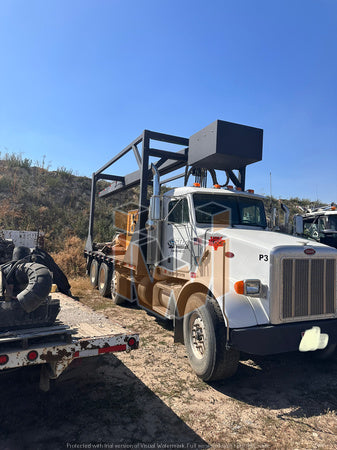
230, 318, 337, 355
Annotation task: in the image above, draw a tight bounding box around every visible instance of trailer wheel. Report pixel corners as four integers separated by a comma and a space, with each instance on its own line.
183, 294, 239, 381
89, 260, 100, 288
98, 263, 112, 297
111, 270, 125, 305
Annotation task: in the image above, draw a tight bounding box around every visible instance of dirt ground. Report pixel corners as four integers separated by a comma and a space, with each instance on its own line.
2, 278, 337, 449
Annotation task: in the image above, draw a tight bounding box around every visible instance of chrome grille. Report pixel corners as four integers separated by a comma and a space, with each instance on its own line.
282, 258, 336, 319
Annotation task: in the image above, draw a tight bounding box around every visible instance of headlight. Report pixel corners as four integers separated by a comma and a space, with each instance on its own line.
245, 280, 261, 295
234, 279, 261, 296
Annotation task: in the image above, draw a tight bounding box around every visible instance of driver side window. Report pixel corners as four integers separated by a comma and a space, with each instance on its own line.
168, 198, 189, 223
318, 217, 326, 232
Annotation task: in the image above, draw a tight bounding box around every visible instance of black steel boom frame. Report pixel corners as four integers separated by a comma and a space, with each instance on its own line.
86, 130, 189, 251
85, 128, 247, 252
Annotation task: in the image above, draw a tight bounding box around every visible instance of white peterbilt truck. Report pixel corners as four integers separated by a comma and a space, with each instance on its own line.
85, 120, 337, 381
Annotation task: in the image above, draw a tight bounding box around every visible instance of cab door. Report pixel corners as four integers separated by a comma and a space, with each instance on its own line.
161, 196, 194, 273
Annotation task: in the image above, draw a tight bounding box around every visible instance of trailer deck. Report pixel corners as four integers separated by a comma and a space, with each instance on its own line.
0, 293, 139, 390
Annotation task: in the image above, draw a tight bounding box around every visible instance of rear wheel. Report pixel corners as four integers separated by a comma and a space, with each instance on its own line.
110, 269, 126, 305
98, 263, 112, 297
89, 260, 100, 288
183, 293, 240, 381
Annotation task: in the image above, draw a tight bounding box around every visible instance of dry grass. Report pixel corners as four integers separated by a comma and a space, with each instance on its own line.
68, 276, 116, 311
68, 276, 92, 297
51, 236, 86, 277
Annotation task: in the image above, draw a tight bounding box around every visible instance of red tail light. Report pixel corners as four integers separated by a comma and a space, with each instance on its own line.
0, 355, 9, 365
128, 337, 136, 347
27, 351, 38, 361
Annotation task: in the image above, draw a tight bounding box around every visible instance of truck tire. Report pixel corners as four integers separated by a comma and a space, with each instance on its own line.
110, 269, 125, 305
15, 262, 53, 313
89, 260, 100, 288
183, 293, 239, 381
98, 263, 112, 297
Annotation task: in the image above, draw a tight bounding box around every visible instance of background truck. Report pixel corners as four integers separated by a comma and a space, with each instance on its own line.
293, 205, 337, 249
0, 229, 44, 264
85, 119, 337, 381
0, 229, 44, 249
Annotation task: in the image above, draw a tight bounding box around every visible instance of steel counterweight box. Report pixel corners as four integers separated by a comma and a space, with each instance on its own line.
188, 120, 263, 170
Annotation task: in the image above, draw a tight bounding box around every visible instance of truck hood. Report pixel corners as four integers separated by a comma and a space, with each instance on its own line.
206, 228, 334, 253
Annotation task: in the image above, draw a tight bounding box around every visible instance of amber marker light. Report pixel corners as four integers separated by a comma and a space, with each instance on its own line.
234, 280, 245, 295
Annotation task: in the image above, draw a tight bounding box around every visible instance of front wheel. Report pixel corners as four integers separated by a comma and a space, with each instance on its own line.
183, 294, 240, 381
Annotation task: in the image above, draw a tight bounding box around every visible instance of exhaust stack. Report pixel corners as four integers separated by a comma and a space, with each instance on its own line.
146, 164, 162, 265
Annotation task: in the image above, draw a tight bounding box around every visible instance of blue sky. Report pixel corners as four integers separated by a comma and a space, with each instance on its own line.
0, 0, 336, 203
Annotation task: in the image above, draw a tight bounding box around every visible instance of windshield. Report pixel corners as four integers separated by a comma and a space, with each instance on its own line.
326, 216, 337, 231
193, 193, 267, 228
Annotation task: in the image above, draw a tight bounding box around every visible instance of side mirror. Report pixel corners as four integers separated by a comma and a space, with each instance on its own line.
271, 207, 280, 231
149, 195, 161, 221
146, 196, 161, 231
293, 215, 304, 235
281, 203, 290, 226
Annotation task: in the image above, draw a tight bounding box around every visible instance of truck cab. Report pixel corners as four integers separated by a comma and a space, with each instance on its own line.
160, 186, 267, 272
300, 207, 337, 249
154, 183, 337, 332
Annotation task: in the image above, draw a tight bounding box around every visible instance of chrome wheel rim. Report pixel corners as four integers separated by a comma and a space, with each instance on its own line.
189, 311, 205, 359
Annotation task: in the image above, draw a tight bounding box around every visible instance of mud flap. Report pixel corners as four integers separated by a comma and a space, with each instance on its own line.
39, 364, 52, 392
173, 315, 184, 344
